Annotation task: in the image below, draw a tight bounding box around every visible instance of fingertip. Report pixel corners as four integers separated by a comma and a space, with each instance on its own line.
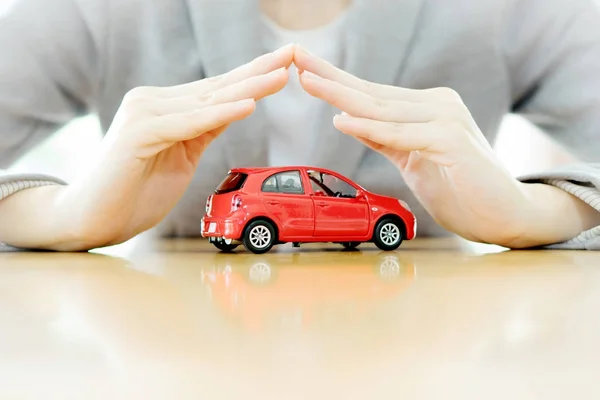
275, 42, 295, 55
237, 98, 256, 111
294, 44, 312, 57
332, 113, 344, 125
273, 66, 289, 76
333, 113, 352, 126
292, 46, 309, 67
298, 71, 320, 88
298, 73, 322, 97
275, 67, 291, 85
232, 99, 256, 119
265, 67, 290, 85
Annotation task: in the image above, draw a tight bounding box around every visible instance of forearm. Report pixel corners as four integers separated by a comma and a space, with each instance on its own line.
0, 185, 97, 251
503, 182, 600, 249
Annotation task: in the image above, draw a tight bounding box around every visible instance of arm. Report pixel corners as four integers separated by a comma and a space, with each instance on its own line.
0, 6, 294, 252
294, 41, 600, 249
0, 0, 102, 249
504, 0, 600, 249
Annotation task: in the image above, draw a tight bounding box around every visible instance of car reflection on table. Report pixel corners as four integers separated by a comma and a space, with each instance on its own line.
200, 251, 416, 332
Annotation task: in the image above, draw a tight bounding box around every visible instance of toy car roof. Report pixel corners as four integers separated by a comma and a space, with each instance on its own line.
229, 166, 343, 175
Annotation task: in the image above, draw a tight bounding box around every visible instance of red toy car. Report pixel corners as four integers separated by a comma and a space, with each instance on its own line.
200, 166, 416, 254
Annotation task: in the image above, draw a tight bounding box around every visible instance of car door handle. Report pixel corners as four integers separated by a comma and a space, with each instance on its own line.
317, 202, 329, 207
266, 200, 280, 205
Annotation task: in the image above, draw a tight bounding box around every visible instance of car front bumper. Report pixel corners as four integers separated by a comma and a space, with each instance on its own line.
200, 216, 245, 240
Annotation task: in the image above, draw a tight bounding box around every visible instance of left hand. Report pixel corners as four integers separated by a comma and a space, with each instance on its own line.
294, 46, 595, 247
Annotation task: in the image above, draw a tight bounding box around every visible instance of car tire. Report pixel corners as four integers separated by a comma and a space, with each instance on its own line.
373, 218, 404, 251
242, 220, 276, 254
212, 241, 239, 252
341, 242, 361, 250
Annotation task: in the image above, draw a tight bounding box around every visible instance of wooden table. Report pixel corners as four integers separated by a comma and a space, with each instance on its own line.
1, 237, 599, 399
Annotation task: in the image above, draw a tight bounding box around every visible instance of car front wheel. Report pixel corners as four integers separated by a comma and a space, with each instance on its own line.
373, 218, 404, 251
243, 220, 276, 254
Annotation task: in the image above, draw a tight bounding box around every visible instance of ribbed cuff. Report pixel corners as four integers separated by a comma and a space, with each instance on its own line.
0, 173, 67, 251
0, 173, 66, 201
518, 163, 600, 250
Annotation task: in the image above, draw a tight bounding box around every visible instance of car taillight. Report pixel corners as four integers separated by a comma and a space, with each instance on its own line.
205, 195, 212, 212
231, 195, 242, 211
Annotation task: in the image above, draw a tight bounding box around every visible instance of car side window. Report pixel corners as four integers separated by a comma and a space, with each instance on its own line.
261, 171, 304, 194
307, 170, 357, 198
262, 176, 278, 192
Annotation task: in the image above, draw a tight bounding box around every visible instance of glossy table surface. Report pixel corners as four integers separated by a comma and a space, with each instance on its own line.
1, 237, 599, 399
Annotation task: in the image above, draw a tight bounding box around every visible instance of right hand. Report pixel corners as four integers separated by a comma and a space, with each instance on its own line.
58, 44, 294, 248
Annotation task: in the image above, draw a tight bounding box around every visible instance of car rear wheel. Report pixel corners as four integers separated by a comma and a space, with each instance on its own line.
373, 218, 404, 251
243, 220, 276, 254
212, 241, 239, 252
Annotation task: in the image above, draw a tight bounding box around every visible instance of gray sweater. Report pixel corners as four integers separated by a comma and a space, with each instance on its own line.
1, 0, 600, 249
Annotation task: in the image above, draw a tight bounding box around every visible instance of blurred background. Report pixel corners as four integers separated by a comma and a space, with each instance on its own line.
0, 0, 576, 182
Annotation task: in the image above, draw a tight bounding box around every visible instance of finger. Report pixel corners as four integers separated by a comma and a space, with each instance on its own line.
183, 125, 229, 160
354, 136, 407, 166
158, 43, 295, 97
148, 99, 256, 142
355, 137, 385, 152
300, 71, 436, 122
333, 114, 439, 152
294, 46, 443, 102
149, 68, 289, 115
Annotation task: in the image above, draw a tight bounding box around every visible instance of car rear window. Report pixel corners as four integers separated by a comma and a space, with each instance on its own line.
215, 172, 248, 194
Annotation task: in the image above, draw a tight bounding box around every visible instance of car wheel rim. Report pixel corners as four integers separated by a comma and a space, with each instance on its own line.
249, 263, 271, 282
380, 223, 400, 246
380, 256, 401, 279
249, 225, 271, 249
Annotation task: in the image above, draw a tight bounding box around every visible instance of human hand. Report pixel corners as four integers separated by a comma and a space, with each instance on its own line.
55, 44, 294, 249
294, 46, 596, 247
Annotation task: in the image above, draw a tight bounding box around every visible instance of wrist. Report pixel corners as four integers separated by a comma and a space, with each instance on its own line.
0, 185, 100, 251
500, 181, 597, 248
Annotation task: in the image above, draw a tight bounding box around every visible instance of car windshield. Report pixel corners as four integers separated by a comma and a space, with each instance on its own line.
215, 172, 248, 194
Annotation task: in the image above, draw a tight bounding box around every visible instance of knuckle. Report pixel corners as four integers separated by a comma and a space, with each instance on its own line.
205, 74, 225, 88
433, 86, 461, 102
122, 95, 148, 112
372, 96, 389, 113
391, 122, 406, 135
362, 79, 377, 93
445, 120, 471, 138
198, 91, 217, 105
124, 86, 154, 101
390, 123, 407, 143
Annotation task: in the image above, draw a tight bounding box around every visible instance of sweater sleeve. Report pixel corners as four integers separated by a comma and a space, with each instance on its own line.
517, 165, 600, 250
504, 0, 600, 249
0, 0, 103, 250
0, 0, 101, 191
